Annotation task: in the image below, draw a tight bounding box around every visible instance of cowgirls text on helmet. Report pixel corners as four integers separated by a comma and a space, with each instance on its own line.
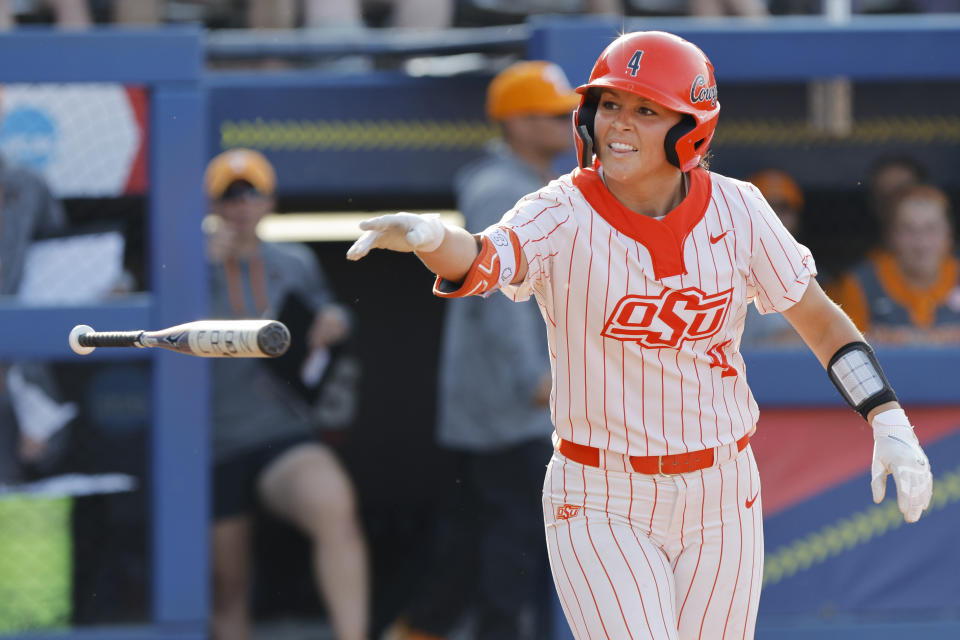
573, 31, 721, 173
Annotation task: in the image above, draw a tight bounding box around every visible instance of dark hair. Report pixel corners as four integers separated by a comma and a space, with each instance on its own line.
697, 150, 712, 171
867, 153, 928, 186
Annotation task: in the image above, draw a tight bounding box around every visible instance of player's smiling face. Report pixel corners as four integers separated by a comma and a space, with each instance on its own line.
593, 88, 683, 183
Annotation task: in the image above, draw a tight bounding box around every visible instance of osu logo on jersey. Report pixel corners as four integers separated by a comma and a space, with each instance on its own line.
556, 504, 582, 520
602, 286, 733, 349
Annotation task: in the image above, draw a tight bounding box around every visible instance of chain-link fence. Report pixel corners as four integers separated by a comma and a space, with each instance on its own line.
0, 81, 151, 634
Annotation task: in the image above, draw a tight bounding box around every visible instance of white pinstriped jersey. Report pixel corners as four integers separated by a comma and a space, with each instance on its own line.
488, 166, 815, 457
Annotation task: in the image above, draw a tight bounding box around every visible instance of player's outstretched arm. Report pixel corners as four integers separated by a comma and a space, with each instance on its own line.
345, 212, 480, 282
782, 280, 933, 523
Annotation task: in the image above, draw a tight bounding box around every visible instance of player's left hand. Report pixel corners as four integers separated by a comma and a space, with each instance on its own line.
346, 213, 445, 261
870, 408, 933, 523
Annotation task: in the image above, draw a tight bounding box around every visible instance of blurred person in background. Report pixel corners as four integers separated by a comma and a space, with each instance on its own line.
110, 0, 164, 25
863, 153, 928, 256
247, 0, 454, 30
740, 168, 806, 348
623, 0, 765, 18
384, 60, 579, 640
204, 149, 370, 640
0, 0, 165, 28
688, 0, 768, 16
0, 147, 68, 298
0, 89, 75, 481
458, 0, 621, 27
827, 183, 960, 344
0, 0, 91, 28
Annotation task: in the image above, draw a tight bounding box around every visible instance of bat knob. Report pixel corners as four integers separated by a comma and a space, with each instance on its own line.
69, 324, 96, 355
257, 321, 291, 357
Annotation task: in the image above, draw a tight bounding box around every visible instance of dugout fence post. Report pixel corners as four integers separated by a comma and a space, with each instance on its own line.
0, 28, 208, 639
149, 72, 208, 629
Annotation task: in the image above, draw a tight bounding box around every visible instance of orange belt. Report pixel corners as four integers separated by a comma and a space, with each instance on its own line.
558, 434, 750, 476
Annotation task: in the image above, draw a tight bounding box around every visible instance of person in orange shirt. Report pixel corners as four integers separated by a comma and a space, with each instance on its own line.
865, 154, 928, 233
827, 183, 960, 344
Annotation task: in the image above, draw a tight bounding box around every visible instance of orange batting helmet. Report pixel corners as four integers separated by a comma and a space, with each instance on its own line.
573, 31, 721, 173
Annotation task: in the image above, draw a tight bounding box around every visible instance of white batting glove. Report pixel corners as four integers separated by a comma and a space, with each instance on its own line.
345, 212, 445, 261
870, 409, 933, 523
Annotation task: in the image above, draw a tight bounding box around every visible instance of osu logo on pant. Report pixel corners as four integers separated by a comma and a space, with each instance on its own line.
602, 286, 733, 348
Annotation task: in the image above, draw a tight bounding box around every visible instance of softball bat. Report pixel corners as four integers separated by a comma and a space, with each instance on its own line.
68, 320, 291, 358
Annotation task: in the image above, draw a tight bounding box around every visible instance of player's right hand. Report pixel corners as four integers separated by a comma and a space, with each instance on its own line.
870, 409, 933, 523
346, 212, 445, 261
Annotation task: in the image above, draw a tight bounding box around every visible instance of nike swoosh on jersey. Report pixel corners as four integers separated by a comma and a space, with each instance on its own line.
709, 231, 731, 244
745, 492, 759, 509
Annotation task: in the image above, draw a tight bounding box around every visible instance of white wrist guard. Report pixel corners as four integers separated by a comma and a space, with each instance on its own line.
827, 341, 898, 420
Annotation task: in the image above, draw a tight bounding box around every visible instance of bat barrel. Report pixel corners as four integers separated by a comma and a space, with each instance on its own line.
78, 331, 144, 348
256, 321, 291, 357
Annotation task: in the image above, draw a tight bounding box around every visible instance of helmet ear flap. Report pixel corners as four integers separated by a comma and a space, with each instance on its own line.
574, 99, 598, 169
664, 114, 696, 170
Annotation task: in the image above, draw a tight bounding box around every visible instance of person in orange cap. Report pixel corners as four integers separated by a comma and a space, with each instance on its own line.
483, 59, 582, 184
204, 149, 370, 640
748, 168, 804, 236
383, 61, 579, 640
740, 168, 807, 347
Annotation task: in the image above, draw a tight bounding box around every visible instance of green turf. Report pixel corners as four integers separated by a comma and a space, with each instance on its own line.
0, 496, 72, 632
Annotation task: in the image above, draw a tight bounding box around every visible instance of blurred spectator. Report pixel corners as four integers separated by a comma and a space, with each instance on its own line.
247, 0, 454, 29
864, 153, 928, 252
826, 183, 960, 344
583, 0, 623, 12
203, 149, 369, 640
766, 0, 960, 13
688, 0, 768, 16
0, 162, 67, 296
740, 169, 807, 348
459, 0, 621, 26
111, 0, 164, 25
0, 0, 92, 29
750, 168, 803, 238
0, 109, 75, 481
383, 60, 576, 640
0, 361, 75, 481
625, 0, 764, 17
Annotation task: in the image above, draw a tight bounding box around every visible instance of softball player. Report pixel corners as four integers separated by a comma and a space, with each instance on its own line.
347, 31, 933, 639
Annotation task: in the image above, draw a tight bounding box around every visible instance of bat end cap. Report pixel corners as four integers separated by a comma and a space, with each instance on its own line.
69, 324, 96, 355
258, 321, 291, 357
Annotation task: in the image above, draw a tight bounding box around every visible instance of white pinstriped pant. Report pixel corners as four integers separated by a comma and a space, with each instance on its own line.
542, 445, 764, 640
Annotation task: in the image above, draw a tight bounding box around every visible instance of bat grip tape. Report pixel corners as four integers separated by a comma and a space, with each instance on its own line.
827, 341, 898, 420
78, 331, 145, 348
